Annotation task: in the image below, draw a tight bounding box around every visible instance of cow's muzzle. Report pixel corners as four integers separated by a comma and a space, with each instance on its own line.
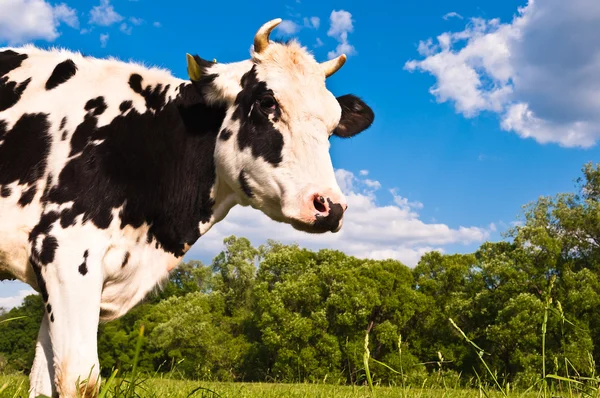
290, 191, 348, 233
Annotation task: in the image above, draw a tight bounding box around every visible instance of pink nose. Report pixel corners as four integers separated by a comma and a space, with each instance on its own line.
310, 191, 348, 232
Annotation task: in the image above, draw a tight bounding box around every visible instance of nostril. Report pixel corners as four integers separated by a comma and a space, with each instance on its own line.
313, 195, 327, 213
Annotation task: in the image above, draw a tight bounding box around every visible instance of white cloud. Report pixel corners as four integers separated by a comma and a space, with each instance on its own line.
364, 179, 382, 190
129, 17, 143, 26
100, 33, 109, 47
327, 10, 357, 59
277, 20, 300, 35
315, 37, 324, 48
334, 169, 355, 193
328, 41, 357, 60
390, 189, 424, 211
0, 288, 36, 310
187, 169, 491, 267
277, 15, 318, 37
443, 12, 463, 20
89, 0, 123, 26
119, 23, 132, 35
405, 0, 600, 148
53, 3, 79, 28
359, 169, 369, 176
303, 16, 320, 29
0, 0, 79, 44
153, 21, 161, 28
328, 10, 354, 40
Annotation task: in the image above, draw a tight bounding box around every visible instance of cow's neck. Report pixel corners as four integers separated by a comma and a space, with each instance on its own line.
172, 83, 238, 252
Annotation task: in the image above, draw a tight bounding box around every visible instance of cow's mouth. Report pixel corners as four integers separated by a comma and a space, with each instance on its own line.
289, 213, 344, 234
290, 220, 339, 234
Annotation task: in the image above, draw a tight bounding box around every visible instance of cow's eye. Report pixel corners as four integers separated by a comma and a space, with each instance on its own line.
258, 95, 277, 114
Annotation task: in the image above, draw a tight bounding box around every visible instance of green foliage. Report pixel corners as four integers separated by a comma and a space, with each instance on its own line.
0, 294, 43, 374
4, 163, 600, 393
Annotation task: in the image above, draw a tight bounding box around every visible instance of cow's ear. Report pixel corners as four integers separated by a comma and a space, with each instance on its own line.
186, 53, 216, 82
332, 94, 374, 138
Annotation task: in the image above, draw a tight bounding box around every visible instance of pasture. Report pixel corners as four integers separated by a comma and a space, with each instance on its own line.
0, 375, 542, 398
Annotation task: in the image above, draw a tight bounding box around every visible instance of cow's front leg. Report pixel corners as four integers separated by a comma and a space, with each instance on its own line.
30, 234, 104, 398
29, 316, 56, 398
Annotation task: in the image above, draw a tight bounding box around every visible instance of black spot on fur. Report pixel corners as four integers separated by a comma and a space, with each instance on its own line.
85, 96, 107, 116
129, 74, 170, 111
238, 170, 253, 198
30, 257, 49, 303
69, 101, 102, 156
40, 174, 53, 203
121, 252, 130, 268
29, 211, 59, 244
18, 185, 36, 206
0, 113, 51, 186
147, 84, 170, 111
50, 314, 54, 323
233, 67, 283, 166
313, 199, 344, 233
119, 100, 132, 113
60, 117, 67, 130
0, 50, 28, 77
46, 303, 52, 313
0, 186, 10, 197
129, 73, 143, 93
40, 236, 58, 265
46, 83, 226, 256
78, 250, 88, 275
61, 130, 68, 141
29, 212, 59, 263
0, 76, 31, 112
219, 128, 232, 141
59, 207, 77, 228
45, 59, 77, 90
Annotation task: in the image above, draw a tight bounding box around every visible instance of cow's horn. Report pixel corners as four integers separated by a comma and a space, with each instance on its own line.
321, 54, 347, 78
254, 18, 282, 54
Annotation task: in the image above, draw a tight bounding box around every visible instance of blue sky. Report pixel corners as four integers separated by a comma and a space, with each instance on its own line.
1, 0, 600, 307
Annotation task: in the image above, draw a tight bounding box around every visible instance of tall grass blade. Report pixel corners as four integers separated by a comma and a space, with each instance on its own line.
449, 318, 507, 397
98, 368, 119, 398
363, 329, 375, 396
126, 324, 145, 397
0, 316, 27, 325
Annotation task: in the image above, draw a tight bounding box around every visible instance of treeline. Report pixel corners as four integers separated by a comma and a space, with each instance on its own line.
2, 163, 600, 388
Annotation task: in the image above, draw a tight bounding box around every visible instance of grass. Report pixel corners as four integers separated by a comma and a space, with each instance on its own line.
0, 374, 538, 398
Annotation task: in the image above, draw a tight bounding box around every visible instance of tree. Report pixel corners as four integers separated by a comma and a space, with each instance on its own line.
251, 244, 423, 384
0, 294, 44, 373
211, 236, 259, 316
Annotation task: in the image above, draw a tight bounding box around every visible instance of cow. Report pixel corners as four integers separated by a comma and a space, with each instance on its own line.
0, 18, 374, 397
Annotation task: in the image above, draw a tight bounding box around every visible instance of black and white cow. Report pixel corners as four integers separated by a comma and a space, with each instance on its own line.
0, 19, 374, 397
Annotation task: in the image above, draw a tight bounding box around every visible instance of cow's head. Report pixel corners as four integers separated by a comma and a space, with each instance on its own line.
188, 19, 374, 233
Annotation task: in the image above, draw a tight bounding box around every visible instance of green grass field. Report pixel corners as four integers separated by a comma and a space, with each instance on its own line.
1, 318, 597, 398
0, 374, 545, 398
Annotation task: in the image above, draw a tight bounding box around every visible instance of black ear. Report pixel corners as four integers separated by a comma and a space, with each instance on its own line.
333, 94, 374, 138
